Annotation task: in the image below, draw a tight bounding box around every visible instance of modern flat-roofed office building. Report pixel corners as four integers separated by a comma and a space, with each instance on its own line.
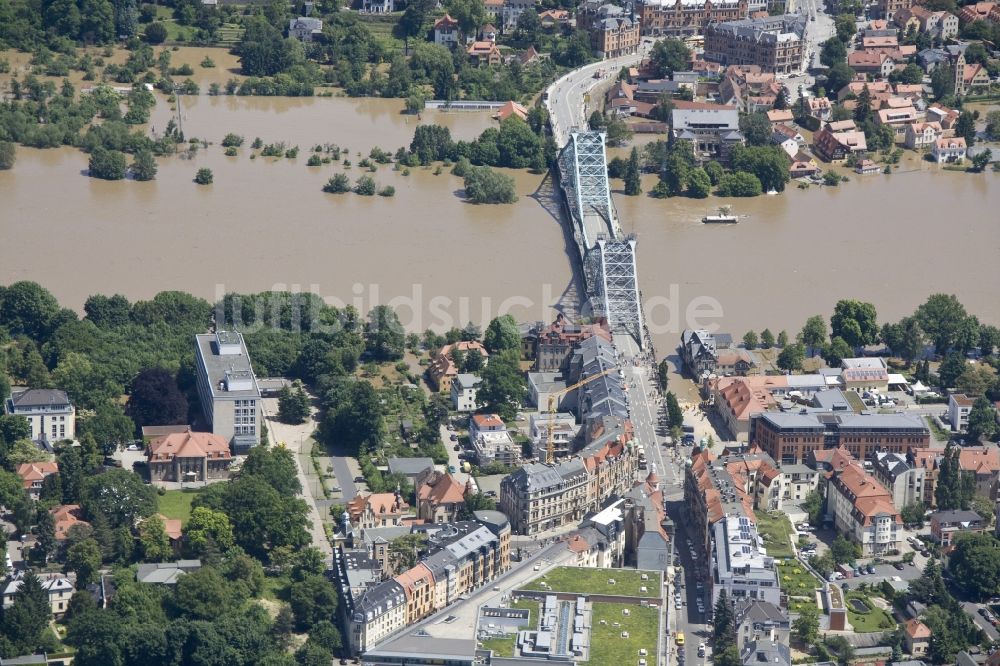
194, 331, 261, 453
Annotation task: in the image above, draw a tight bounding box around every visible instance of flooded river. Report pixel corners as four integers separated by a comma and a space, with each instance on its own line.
1, 48, 998, 347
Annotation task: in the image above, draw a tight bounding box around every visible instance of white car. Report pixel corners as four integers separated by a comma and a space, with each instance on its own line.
126, 444, 142, 451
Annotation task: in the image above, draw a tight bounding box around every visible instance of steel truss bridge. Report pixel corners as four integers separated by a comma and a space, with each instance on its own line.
556, 130, 645, 347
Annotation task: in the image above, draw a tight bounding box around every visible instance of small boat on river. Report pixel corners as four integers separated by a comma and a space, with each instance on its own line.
702, 206, 739, 224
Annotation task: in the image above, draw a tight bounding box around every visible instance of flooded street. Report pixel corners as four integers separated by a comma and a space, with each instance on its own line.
1, 47, 998, 341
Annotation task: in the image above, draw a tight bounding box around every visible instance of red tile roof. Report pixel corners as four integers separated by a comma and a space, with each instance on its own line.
148, 431, 232, 462
17, 462, 59, 489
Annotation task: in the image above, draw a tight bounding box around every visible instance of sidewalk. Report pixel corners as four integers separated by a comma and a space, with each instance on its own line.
260, 398, 332, 559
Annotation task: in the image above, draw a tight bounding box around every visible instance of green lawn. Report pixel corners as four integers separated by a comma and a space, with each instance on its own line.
512, 598, 539, 627
589, 602, 659, 665
845, 592, 896, 632
523, 567, 661, 598
262, 575, 291, 601
755, 511, 794, 559
777, 561, 820, 598
480, 635, 516, 657
158, 489, 202, 526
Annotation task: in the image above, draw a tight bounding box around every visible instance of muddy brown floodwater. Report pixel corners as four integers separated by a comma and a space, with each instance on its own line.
0, 51, 998, 346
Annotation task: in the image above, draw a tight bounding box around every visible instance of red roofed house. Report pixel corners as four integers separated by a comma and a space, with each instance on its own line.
848, 50, 896, 77
814, 125, 868, 163
348, 490, 410, 530
709, 376, 783, 441
427, 341, 489, 392
827, 461, 901, 555
957, 446, 1000, 499
927, 103, 960, 131
766, 109, 794, 124
959, 63, 990, 95
808, 96, 832, 121
538, 9, 569, 27
467, 41, 502, 67
904, 619, 931, 656
50, 504, 89, 540
932, 136, 966, 164
876, 104, 920, 143
147, 430, 233, 483
958, 1, 997, 23
496, 100, 528, 122
415, 470, 468, 523
789, 158, 819, 178
479, 23, 498, 42
17, 462, 59, 500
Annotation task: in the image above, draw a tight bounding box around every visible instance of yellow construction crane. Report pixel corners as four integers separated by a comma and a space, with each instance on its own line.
545, 366, 618, 464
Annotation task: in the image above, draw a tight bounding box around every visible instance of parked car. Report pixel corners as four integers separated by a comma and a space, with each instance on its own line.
893, 562, 906, 570
450, 434, 458, 441
866, 564, 875, 574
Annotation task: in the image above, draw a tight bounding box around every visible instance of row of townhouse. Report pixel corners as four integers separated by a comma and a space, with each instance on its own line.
346, 511, 512, 655
499, 415, 637, 534
893, 6, 958, 39
635, 0, 752, 37
683, 449, 782, 608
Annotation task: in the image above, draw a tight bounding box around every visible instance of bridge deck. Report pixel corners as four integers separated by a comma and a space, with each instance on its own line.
558, 130, 646, 347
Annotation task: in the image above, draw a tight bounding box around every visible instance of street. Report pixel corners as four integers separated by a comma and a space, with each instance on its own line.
545, 44, 653, 147
260, 399, 333, 559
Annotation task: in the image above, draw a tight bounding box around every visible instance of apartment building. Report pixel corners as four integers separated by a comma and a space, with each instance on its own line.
704, 15, 806, 74
500, 416, 636, 535
636, 0, 750, 37
577, 1, 641, 58
450, 374, 481, 412
470, 413, 520, 466
750, 411, 930, 464
930, 509, 986, 547
827, 459, 901, 556
346, 513, 511, 655
713, 514, 782, 605
684, 449, 780, 606
529, 412, 580, 460
194, 331, 261, 453
948, 393, 974, 432
871, 451, 925, 510
624, 467, 672, 571
6, 388, 75, 446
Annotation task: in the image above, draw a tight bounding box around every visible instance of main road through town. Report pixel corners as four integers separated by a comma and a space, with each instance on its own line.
546, 41, 654, 147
